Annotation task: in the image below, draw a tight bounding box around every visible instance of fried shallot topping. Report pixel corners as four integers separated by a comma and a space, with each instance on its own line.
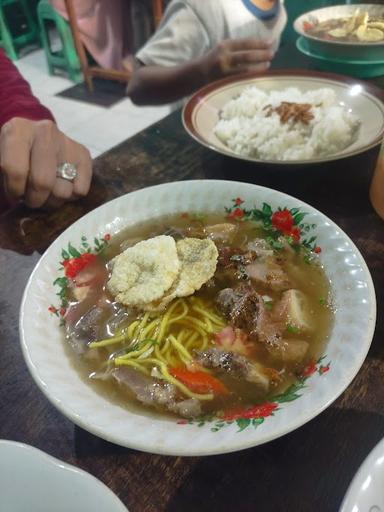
263, 102, 315, 125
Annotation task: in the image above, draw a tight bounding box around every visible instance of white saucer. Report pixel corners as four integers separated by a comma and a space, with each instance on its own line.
0, 440, 128, 512
340, 437, 384, 512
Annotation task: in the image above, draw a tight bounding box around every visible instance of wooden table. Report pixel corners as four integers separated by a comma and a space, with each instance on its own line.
1, 43, 384, 512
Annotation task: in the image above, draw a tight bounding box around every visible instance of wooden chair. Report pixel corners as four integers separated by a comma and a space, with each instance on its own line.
64, 0, 165, 92
152, 0, 164, 27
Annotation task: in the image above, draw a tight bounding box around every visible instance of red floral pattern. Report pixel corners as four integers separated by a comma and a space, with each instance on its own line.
224, 198, 321, 253
181, 355, 331, 433
271, 209, 294, 234
301, 360, 317, 378
227, 207, 245, 220
319, 364, 330, 375
221, 402, 278, 422
271, 210, 302, 244
62, 253, 96, 279
49, 234, 110, 320
290, 226, 301, 243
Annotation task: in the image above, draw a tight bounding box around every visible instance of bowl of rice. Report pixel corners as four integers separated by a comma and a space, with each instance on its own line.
182, 70, 384, 165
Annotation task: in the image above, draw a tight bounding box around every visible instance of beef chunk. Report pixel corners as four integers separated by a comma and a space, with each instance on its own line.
113, 367, 202, 418
245, 256, 291, 292
194, 348, 271, 391
216, 283, 261, 338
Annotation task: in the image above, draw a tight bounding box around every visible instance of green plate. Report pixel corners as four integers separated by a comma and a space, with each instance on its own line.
296, 37, 384, 79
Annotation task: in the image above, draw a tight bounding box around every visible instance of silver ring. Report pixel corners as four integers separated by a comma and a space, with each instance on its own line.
56, 162, 78, 182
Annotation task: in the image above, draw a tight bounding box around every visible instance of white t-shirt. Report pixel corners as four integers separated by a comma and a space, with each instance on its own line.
136, 0, 287, 67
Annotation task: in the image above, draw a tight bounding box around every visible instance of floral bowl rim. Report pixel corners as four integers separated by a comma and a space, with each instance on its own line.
19, 180, 376, 456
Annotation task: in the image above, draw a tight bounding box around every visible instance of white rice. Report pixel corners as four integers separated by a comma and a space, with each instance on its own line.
214, 87, 360, 161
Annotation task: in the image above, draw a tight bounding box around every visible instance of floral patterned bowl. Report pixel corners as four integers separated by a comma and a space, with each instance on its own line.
19, 180, 376, 456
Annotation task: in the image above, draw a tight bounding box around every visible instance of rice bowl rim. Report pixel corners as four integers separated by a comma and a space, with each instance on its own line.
182, 69, 384, 166
293, 3, 384, 47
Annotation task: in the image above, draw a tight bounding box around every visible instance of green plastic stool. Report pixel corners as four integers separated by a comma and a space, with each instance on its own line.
0, 0, 41, 60
37, 0, 82, 83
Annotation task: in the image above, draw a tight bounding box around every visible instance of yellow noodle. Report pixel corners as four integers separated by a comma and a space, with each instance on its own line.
114, 358, 151, 375
191, 304, 225, 325
178, 319, 207, 338
154, 343, 168, 364
160, 337, 171, 354
184, 339, 197, 352
156, 306, 172, 342
183, 315, 210, 331
169, 335, 192, 362
117, 340, 155, 360
127, 320, 140, 339
89, 333, 127, 348
176, 330, 187, 343
168, 301, 189, 324
204, 316, 213, 332
200, 335, 209, 351
139, 318, 159, 340
92, 296, 226, 401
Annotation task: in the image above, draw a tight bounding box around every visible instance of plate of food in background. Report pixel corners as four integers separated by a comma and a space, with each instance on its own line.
294, 4, 384, 60
182, 70, 384, 165
20, 180, 376, 455
294, 4, 384, 78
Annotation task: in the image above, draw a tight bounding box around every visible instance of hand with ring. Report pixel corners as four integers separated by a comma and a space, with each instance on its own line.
0, 117, 92, 208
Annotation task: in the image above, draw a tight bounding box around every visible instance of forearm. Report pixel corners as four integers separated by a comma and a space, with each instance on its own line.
0, 50, 54, 129
127, 58, 208, 106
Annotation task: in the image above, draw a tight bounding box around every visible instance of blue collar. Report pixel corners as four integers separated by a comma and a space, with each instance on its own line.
241, 0, 279, 20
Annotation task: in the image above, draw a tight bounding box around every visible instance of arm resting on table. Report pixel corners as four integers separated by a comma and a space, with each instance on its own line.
127, 59, 208, 106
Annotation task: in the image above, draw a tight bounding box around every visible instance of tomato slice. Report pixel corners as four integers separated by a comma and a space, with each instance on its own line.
169, 367, 229, 395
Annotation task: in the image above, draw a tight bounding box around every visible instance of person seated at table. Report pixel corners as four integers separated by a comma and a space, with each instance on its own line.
0, 50, 92, 213
127, 0, 287, 105
50, 0, 133, 71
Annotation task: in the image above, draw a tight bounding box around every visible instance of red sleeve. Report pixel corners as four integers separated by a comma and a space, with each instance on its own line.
0, 49, 55, 130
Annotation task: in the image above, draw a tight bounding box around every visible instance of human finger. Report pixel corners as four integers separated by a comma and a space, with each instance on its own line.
25, 121, 58, 208
0, 119, 31, 199
230, 49, 275, 67
43, 196, 65, 209
226, 61, 271, 76
237, 62, 271, 73
71, 145, 92, 198
50, 174, 74, 203
55, 134, 92, 200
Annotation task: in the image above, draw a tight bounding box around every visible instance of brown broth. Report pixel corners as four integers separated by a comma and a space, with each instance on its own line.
63, 213, 334, 418
306, 16, 384, 43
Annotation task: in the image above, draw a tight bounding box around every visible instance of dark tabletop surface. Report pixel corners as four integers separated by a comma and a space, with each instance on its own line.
1, 40, 384, 512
